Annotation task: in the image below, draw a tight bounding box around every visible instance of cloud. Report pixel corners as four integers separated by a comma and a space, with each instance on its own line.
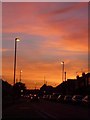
2, 2, 88, 89
0, 48, 12, 52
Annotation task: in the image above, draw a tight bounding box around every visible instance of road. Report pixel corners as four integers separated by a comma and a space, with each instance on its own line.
2, 99, 89, 120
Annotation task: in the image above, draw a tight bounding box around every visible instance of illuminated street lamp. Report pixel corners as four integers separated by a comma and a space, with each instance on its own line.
20, 70, 22, 82
13, 38, 20, 85
61, 61, 64, 83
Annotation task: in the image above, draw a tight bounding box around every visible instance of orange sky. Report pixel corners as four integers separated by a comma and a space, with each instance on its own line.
2, 2, 88, 89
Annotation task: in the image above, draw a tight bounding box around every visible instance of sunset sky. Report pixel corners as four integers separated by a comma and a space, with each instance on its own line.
2, 2, 88, 89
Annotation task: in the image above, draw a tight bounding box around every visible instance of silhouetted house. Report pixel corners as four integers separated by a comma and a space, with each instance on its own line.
40, 84, 54, 95
2, 79, 13, 97
84, 73, 90, 86
55, 72, 90, 95
55, 81, 67, 95
13, 82, 26, 98
77, 72, 90, 88
76, 72, 90, 95
55, 79, 77, 95
66, 79, 77, 95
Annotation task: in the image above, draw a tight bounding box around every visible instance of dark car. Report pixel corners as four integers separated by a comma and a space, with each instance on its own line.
30, 94, 40, 102
57, 95, 65, 103
64, 95, 72, 103
42, 95, 47, 100
72, 95, 83, 105
46, 95, 51, 101
49, 93, 59, 102
43, 94, 50, 100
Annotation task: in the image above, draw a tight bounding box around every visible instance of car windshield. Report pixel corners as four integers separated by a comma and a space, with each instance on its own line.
76, 96, 82, 99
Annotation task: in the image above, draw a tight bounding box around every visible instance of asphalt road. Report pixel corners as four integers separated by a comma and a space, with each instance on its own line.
2, 99, 89, 120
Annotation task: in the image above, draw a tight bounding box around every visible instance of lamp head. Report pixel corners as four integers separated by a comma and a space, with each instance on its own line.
15, 38, 20, 41
61, 61, 64, 64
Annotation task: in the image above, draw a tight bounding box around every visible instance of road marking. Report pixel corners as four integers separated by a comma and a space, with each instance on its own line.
39, 110, 57, 119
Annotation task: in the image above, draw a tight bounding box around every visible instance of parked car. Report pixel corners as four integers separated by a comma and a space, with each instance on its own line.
82, 95, 90, 106
43, 94, 50, 101
57, 95, 65, 103
30, 94, 40, 102
64, 95, 72, 103
72, 95, 83, 105
42, 95, 47, 100
49, 93, 59, 102
46, 95, 51, 101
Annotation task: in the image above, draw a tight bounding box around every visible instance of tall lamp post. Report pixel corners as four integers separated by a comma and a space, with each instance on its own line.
13, 38, 20, 85
61, 61, 64, 83
20, 70, 22, 82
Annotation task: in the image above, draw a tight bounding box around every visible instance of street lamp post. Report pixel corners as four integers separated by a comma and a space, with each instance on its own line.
35, 82, 36, 90
61, 61, 64, 83
13, 38, 20, 85
20, 70, 22, 82
64, 71, 66, 81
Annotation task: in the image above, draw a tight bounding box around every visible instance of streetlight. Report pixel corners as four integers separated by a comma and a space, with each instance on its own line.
64, 71, 66, 81
35, 82, 37, 90
20, 70, 22, 82
13, 38, 20, 85
61, 61, 64, 83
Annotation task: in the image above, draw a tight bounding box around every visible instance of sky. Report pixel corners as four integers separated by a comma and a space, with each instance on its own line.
2, 2, 88, 89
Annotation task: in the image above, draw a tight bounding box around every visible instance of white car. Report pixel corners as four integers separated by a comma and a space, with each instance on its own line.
82, 95, 90, 106
72, 95, 83, 104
